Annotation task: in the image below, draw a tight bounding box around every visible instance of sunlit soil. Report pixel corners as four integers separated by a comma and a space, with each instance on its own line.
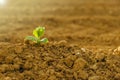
0, 0, 120, 79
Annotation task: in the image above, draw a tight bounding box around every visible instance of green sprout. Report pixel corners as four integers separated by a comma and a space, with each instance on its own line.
25, 27, 48, 44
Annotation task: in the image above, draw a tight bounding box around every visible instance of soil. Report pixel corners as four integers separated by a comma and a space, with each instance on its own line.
0, 0, 120, 80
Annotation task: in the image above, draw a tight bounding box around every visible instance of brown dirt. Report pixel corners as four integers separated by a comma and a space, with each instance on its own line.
0, 42, 120, 80
0, 0, 120, 80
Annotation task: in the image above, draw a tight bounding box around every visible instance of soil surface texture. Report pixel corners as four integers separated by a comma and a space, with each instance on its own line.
0, 0, 120, 80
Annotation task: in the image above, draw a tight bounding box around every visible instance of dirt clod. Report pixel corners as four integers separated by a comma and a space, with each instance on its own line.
73, 58, 87, 71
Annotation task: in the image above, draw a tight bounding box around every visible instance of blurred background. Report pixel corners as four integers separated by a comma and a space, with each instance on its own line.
0, 0, 120, 48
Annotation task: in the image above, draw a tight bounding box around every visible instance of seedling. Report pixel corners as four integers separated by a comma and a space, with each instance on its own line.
25, 27, 48, 44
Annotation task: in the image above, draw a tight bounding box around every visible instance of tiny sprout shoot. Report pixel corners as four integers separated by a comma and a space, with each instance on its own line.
25, 27, 48, 44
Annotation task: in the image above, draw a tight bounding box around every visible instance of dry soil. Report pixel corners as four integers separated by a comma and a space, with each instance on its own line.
0, 0, 120, 80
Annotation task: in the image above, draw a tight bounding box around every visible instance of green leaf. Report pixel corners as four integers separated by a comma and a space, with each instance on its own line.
25, 36, 37, 41
33, 27, 45, 38
40, 38, 49, 43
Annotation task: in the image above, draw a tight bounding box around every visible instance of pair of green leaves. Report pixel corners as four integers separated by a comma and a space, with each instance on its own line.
25, 27, 48, 44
